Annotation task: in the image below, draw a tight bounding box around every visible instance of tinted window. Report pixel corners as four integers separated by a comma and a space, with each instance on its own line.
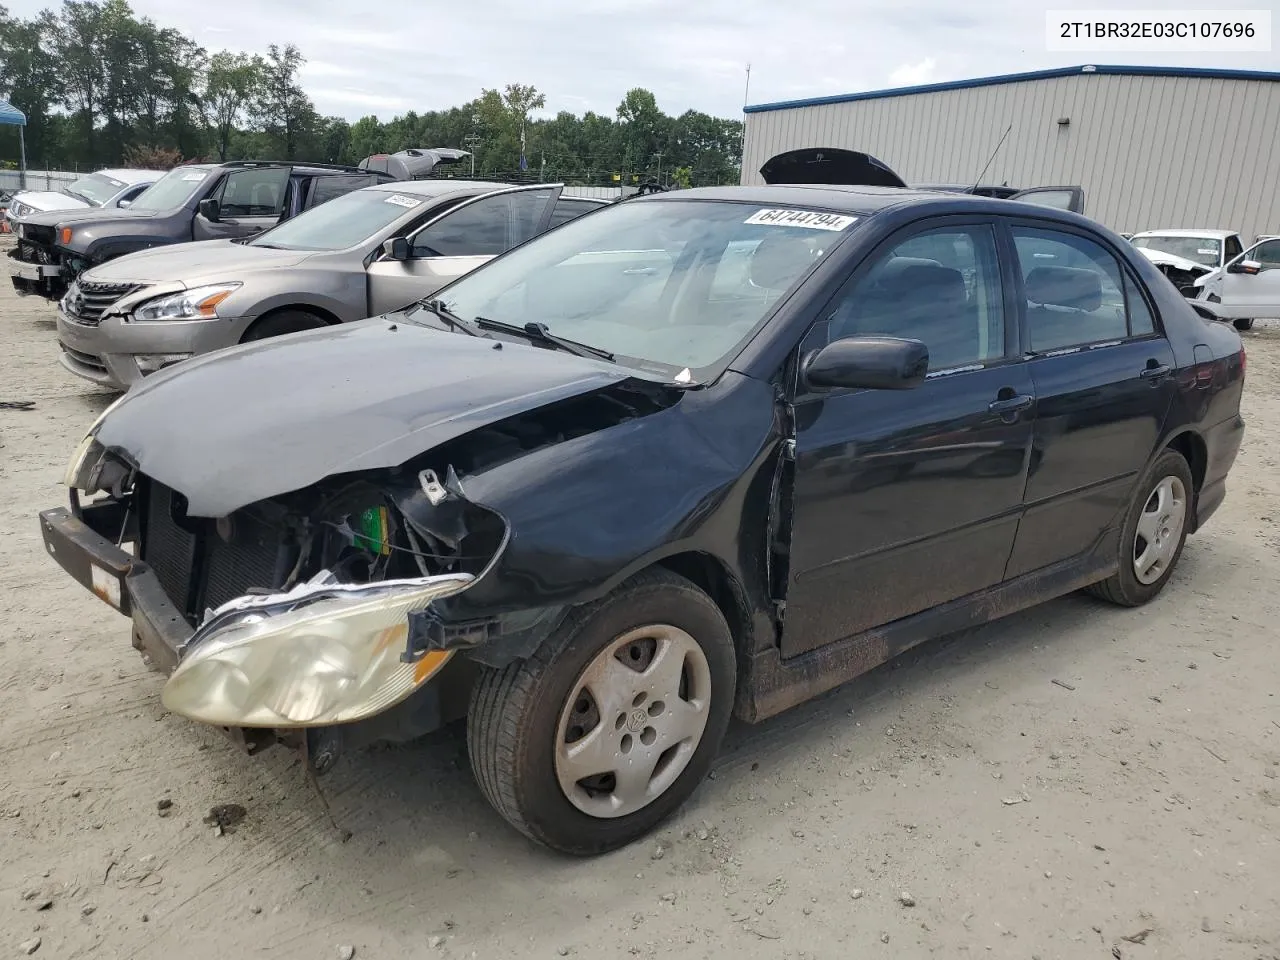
412, 189, 554, 257
307, 174, 383, 209
1123, 273, 1155, 336
1014, 189, 1078, 211
1251, 239, 1280, 270
116, 183, 150, 205
549, 198, 601, 228
828, 224, 1005, 372
217, 167, 289, 217
1224, 235, 1243, 262
1013, 227, 1133, 351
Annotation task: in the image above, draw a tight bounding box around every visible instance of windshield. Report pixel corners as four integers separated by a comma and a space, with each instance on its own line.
1131, 235, 1221, 267
126, 166, 213, 212
250, 188, 425, 251
66, 173, 126, 206
422, 199, 853, 375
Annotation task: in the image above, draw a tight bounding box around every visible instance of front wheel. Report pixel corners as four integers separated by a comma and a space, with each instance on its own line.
1234, 318, 1255, 331
1087, 449, 1193, 606
467, 569, 736, 855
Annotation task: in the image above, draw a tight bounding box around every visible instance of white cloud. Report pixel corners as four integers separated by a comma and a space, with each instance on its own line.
889, 57, 938, 87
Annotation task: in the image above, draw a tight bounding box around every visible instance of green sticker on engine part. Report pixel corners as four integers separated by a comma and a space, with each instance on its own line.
355, 506, 391, 556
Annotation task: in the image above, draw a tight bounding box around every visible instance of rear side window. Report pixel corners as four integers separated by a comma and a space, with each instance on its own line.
549, 198, 601, 228
1012, 227, 1137, 351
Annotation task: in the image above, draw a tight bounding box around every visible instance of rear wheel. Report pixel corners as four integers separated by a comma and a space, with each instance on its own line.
1087, 449, 1193, 606
242, 309, 329, 342
467, 568, 735, 855
1233, 318, 1254, 331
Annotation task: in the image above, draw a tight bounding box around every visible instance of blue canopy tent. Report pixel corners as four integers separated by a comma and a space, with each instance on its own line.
0, 99, 27, 189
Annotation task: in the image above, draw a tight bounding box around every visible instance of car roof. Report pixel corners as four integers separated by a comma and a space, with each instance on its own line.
1132, 228, 1238, 239
93, 169, 160, 185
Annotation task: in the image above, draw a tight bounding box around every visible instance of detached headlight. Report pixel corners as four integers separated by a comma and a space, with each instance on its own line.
63, 394, 128, 488
131, 283, 241, 322
160, 573, 474, 728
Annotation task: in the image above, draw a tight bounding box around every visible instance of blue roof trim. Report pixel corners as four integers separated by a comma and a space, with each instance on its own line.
744, 64, 1280, 114
0, 99, 26, 126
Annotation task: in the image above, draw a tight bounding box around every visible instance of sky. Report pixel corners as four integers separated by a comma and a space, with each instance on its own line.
7, 0, 1279, 121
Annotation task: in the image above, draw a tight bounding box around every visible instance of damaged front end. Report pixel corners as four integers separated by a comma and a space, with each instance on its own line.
44, 424, 509, 766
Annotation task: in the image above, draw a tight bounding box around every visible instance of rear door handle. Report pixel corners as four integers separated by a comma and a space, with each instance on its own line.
1140, 364, 1172, 381
989, 394, 1033, 418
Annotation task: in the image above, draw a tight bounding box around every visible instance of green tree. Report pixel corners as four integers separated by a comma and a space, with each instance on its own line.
0, 5, 63, 166
206, 50, 263, 160
253, 43, 312, 159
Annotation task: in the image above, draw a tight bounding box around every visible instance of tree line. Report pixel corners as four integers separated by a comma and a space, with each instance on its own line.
0, 0, 744, 187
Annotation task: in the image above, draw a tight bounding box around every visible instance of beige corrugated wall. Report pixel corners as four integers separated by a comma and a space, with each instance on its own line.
741, 73, 1280, 245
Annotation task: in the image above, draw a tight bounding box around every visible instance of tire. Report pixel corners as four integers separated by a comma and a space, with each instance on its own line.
242, 309, 328, 342
1233, 318, 1254, 331
1087, 449, 1194, 607
467, 568, 736, 856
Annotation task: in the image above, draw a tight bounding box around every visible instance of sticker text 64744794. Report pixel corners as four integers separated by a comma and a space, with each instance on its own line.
745, 208, 858, 232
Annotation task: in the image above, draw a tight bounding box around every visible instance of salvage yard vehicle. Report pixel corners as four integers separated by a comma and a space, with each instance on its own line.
1187, 235, 1280, 330
9, 160, 398, 301
54, 180, 606, 389
3, 168, 158, 232
1129, 228, 1246, 295
40, 159, 1245, 855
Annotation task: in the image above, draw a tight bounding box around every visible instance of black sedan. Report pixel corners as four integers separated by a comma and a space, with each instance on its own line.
40, 175, 1245, 856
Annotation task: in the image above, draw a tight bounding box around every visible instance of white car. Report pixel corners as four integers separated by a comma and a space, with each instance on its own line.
1129, 228, 1245, 293
1189, 236, 1280, 330
4, 169, 158, 230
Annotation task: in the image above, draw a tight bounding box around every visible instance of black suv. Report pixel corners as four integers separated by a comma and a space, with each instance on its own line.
9, 161, 396, 301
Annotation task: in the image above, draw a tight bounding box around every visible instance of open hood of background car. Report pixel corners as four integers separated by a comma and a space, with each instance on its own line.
93, 317, 641, 517
359, 148, 472, 180
759, 148, 908, 188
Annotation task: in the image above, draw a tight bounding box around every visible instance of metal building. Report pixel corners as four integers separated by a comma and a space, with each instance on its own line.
741, 64, 1280, 244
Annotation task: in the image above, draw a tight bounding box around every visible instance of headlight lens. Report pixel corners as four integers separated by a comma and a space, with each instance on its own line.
131, 283, 241, 322
160, 573, 474, 727
63, 394, 128, 488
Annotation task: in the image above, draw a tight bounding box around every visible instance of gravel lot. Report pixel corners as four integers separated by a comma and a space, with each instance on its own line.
2, 249, 1278, 960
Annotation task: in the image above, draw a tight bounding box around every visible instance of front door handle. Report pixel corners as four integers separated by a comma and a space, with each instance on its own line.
1140, 363, 1172, 382
989, 393, 1033, 419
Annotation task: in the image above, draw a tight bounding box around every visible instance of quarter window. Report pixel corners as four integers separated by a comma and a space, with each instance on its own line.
1012, 227, 1135, 351
548, 198, 601, 228
827, 224, 1006, 372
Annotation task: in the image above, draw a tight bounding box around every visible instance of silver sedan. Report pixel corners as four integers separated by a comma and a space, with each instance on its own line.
55, 179, 606, 390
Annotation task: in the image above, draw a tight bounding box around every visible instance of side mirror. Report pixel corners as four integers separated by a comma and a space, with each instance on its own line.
803, 336, 929, 391
1230, 259, 1261, 275
197, 198, 221, 222
382, 237, 411, 261
117, 198, 132, 209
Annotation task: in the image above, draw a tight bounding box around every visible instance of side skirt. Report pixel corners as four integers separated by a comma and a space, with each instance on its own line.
736, 533, 1118, 723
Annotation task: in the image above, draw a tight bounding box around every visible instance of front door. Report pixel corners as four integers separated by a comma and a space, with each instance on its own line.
192, 167, 291, 242
1004, 221, 1177, 577
780, 219, 1036, 657
366, 184, 560, 315
1213, 238, 1280, 320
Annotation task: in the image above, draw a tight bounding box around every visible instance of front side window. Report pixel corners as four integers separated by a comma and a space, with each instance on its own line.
1224, 235, 1243, 262
548, 198, 602, 228
424, 199, 850, 374
126, 166, 214, 212
413, 189, 555, 257
217, 167, 289, 217
1248, 239, 1280, 271
827, 224, 1006, 372
1013, 226, 1132, 351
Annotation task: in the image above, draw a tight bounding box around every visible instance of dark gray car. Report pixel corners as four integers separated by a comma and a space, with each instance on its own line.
55, 180, 607, 389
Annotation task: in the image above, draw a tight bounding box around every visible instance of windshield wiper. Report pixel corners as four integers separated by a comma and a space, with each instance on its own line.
474, 318, 615, 362
417, 298, 489, 338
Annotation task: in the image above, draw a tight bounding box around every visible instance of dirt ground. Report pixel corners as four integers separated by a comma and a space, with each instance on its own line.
1, 251, 1278, 960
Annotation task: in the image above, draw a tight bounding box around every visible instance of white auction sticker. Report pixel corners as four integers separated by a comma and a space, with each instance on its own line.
384, 194, 422, 208
745, 209, 858, 231
181, 171, 207, 181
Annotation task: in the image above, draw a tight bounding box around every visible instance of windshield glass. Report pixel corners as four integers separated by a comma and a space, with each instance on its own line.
422, 199, 853, 374
127, 166, 213, 212
250, 188, 426, 251
66, 173, 126, 206
1131, 235, 1221, 267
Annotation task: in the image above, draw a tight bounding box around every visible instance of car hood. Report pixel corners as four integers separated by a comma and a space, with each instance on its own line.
1134, 247, 1213, 274
93, 317, 641, 517
759, 147, 908, 188
11, 190, 91, 214
81, 239, 311, 284
20, 206, 161, 229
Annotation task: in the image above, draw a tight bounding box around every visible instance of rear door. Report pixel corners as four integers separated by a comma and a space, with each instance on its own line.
1214, 238, 1280, 319
192, 166, 291, 241
304, 174, 385, 211
1008, 185, 1085, 215
365, 183, 560, 315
